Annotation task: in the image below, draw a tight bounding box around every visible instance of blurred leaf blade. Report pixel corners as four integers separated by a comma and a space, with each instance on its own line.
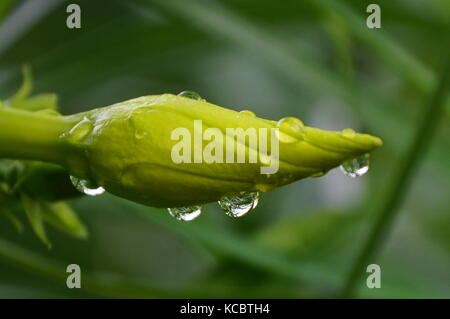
20, 193, 51, 249
41, 202, 88, 239
341, 57, 450, 297
0, 209, 24, 233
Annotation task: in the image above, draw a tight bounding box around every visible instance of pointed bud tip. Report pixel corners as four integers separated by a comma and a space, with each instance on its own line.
352, 132, 383, 151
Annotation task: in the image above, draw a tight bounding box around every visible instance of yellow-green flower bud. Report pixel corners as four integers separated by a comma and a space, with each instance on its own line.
61, 94, 382, 207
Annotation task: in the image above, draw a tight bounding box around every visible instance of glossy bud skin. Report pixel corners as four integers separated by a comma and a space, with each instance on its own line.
62, 94, 382, 207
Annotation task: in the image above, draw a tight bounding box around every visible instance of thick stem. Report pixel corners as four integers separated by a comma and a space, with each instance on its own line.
0, 107, 70, 165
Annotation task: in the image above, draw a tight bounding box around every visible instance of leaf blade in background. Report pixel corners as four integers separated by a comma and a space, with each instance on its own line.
20, 192, 51, 249
41, 201, 88, 240
0, 209, 24, 233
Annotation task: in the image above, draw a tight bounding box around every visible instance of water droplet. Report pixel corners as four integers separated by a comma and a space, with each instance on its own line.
177, 90, 202, 100
239, 110, 256, 117
342, 128, 356, 138
218, 191, 260, 218
340, 153, 370, 178
167, 206, 202, 221
64, 117, 93, 142
276, 117, 304, 143
70, 176, 105, 196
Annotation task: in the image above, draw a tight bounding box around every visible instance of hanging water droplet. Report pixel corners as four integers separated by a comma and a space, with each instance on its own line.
276, 117, 304, 143
70, 176, 105, 196
218, 191, 260, 218
239, 110, 256, 117
177, 90, 202, 100
340, 153, 370, 178
167, 206, 202, 221
342, 128, 356, 138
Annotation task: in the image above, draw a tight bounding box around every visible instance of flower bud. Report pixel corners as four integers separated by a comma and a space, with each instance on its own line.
62, 94, 382, 207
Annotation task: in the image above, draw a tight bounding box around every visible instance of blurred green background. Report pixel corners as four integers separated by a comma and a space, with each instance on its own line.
0, 0, 449, 298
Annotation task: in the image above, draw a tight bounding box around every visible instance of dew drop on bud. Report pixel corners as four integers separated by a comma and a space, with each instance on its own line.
276, 117, 304, 143
167, 206, 202, 221
177, 90, 202, 100
218, 191, 260, 218
239, 110, 256, 117
340, 153, 370, 178
70, 176, 105, 196
342, 128, 356, 138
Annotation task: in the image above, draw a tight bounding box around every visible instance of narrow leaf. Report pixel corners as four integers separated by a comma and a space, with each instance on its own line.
9, 65, 32, 105
13, 93, 58, 111
20, 193, 51, 248
0, 209, 24, 233
41, 202, 88, 239
7, 65, 58, 111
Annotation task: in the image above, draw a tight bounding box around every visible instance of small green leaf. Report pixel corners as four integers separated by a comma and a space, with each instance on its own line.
7, 65, 58, 111
0, 209, 24, 233
10, 65, 32, 103
41, 202, 88, 239
20, 193, 51, 248
0, 159, 26, 195
12, 93, 58, 111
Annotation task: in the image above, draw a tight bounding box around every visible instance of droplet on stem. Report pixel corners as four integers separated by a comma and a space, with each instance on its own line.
64, 117, 93, 142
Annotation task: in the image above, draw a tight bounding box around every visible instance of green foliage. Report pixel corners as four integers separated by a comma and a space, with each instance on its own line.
6, 66, 58, 112
21, 192, 52, 249
0, 209, 23, 233
0, 68, 87, 246
255, 210, 359, 258
0, 0, 448, 299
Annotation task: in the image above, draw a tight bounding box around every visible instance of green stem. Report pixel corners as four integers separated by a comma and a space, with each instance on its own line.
340, 58, 450, 298
0, 107, 70, 165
